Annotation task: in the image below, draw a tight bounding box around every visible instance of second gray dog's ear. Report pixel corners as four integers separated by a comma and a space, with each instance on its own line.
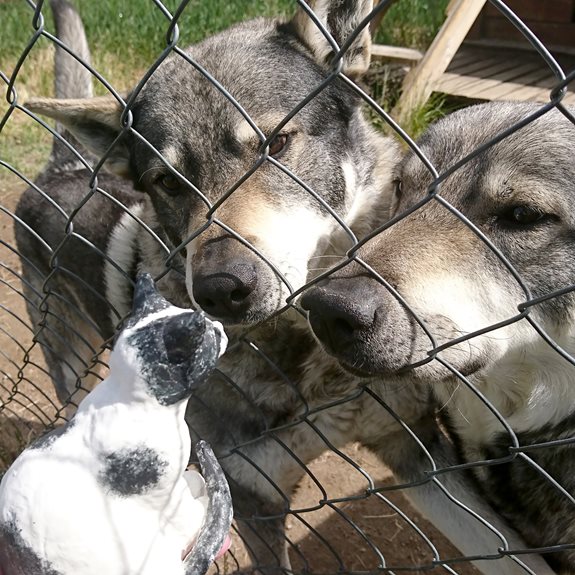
25, 96, 131, 177
291, 0, 374, 78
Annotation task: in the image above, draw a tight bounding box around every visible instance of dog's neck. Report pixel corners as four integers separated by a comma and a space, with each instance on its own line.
441, 335, 575, 446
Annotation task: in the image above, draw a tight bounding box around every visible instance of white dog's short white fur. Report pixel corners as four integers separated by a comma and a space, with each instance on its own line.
0, 275, 229, 575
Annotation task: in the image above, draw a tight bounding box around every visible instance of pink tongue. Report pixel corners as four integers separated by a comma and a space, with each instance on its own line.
215, 534, 232, 559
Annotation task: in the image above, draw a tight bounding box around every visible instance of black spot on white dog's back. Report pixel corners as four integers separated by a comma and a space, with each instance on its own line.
99, 446, 168, 497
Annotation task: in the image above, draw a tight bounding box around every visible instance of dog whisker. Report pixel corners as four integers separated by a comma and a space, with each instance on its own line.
437, 381, 461, 414
137, 165, 168, 183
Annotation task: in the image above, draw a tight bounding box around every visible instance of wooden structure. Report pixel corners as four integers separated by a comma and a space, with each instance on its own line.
382, 0, 575, 124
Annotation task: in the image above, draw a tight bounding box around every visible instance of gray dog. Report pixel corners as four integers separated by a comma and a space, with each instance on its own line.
14, 0, 552, 573
303, 101, 575, 574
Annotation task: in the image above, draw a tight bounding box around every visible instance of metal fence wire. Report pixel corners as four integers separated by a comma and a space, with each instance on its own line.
2, 0, 575, 573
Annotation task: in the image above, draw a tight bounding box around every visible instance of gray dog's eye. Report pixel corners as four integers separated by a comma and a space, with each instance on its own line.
157, 173, 183, 196
268, 133, 289, 158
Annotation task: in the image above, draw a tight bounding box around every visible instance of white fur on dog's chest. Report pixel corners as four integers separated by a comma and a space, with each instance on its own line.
441, 344, 575, 447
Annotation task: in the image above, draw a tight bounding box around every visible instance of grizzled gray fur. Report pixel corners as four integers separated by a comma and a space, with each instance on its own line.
13, 0, 555, 573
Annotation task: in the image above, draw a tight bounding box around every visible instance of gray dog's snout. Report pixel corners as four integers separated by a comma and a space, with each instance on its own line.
193, 263, 258, 323
301, 283, 380, 353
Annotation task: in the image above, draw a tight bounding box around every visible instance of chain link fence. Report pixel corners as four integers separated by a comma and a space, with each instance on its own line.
2, 0, 575, 573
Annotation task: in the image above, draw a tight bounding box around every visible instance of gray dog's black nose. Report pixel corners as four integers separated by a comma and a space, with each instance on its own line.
193, 264, 258, 324
301, 285, 378, 353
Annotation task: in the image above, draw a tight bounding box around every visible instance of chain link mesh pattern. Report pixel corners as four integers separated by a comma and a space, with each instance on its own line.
2, 1, 575, 573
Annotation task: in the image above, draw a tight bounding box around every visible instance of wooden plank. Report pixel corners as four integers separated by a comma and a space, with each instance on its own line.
437, 60, 532, 95
370, 44, 423, 62
466, 37, 575, 56
436, 60, 543, 96
469, 59, 543, 83
471, 68, 553, 99
451, 65, 550, 100
434, 43, 575, 103
435, 72, 483, 95
436, 74, 501, 98
498, 66, 555, 86
446, 0, 461, 15
534, 73, 573, 89
433, 75, 542, 102
392, 0, 488, 124
504, 86, 575, 106
444, 48, 485, 71
485, 84, 552, 102
512, 66, 556, 82
436, 61, 560, 103
450, 55, 525, 78
406, 76, 575, 105
448, 53, 501, 75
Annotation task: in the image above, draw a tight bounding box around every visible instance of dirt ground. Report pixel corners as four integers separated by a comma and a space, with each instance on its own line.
0, 168, 487, 574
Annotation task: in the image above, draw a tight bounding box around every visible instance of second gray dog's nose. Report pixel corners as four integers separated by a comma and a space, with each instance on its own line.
193, 264, 258, 324
301, 285, 379, 353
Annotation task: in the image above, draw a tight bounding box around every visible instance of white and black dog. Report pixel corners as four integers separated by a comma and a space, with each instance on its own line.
302, 101, 575, 574
0, 274, 231, 575
14, 0, 553, 573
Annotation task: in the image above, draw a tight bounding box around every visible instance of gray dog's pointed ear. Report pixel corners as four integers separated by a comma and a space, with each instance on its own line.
291, 0, 374, 78
25, 95, 131, 177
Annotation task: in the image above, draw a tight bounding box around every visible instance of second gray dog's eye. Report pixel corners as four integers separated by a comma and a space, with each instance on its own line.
511, 205, 544, 224
499, 205, 546, 226
158, 174, 182, 196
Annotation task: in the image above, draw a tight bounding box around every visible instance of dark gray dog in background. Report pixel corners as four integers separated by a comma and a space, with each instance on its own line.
15, 0, 552, 573
302, 101, 575, 574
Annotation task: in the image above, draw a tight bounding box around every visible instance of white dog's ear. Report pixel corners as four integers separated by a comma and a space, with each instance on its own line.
291, 0, 374, 78
25, 96, 131, 177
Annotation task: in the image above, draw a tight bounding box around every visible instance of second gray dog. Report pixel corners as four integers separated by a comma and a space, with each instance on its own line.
303, 101, 575, 574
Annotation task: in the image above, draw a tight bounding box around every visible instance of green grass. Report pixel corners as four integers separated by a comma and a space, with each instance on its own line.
1, 1, 295, 68
0, 0, 451, 177
1, 0, 450, 85
1, 0, 449, 61
374, 0, 450, 49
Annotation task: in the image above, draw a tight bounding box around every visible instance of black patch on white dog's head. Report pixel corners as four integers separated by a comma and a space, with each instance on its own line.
126, 311, 220, 405
114, 272, 223, 405
99, 446, 168, 497
0, 516, 62, 575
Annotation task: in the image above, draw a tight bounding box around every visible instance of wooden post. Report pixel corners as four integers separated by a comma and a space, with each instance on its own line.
391, 0, 488, 126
